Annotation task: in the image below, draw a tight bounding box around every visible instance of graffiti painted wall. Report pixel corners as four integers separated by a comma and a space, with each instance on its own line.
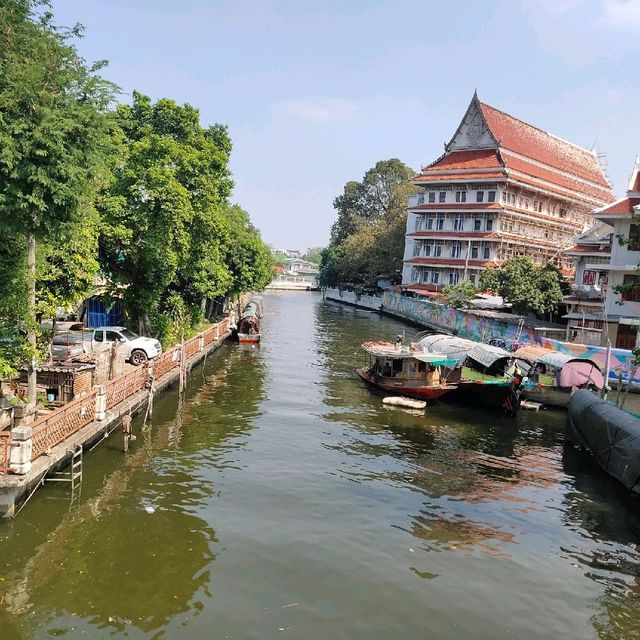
382, 291, 636, 378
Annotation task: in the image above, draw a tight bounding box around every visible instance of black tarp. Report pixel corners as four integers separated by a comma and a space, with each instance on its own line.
566, 389, 640, 493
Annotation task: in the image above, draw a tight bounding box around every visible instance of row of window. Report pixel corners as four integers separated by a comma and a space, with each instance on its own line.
417, 190, 497, 205
501, 191, 570, 218
411, 267, 479, 286
412, 240, 491, 260
415, 213, 495, 232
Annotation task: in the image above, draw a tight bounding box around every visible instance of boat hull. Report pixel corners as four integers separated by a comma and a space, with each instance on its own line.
238, 333, 260, 344
521, 384, 571, 408
445, 380, 512, 408
356, 368, 453, 402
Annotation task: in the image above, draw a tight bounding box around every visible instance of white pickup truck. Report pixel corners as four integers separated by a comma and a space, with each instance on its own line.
52, 326, 162, 365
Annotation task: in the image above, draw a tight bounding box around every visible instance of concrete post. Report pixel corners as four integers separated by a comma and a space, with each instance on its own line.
95, 385, 106, 421
10, 426, 32, 475
199, 335, 205, 351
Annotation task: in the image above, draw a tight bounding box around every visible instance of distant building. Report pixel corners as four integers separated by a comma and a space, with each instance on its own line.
402, 92, 614, 288
267, 258, 319, 291
563, 221, 612, 344
591, 157, 640, 349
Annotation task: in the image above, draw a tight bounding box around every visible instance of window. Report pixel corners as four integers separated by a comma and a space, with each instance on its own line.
94, 330, 104, 343
412, 242, 422, 257
621, 275, 640, 302
455, 191, 467, 203
417, 193, 425, 205
428, 192, 436, 203
425, 214, 434, 230
449, 271, 460, 285
439, 191, 446, 203
486, 218, 493, 231
501, 192, 507, 203
488, 191, 496, 203
431, 270, 440, 284
424, 244, 431, 257
471, 244, 479, 259
420, 269, 429, 284
469, 273, 476, 285
474, 219, 481, 231
436, 214, 444, 230
629, 224, 640, 251
411, 267, 419, 282
582, 270, 596, 285
451, 242, 461, 258
559, 207, 567, 218
476, 191, 484, 203
434, 241, 442, 257
453, 215, 464, 231
105, 330, 122, 342
483, 246, 491, 260
415, 215, 424, 231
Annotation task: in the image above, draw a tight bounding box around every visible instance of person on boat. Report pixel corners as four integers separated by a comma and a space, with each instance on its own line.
503, 374, 523, 417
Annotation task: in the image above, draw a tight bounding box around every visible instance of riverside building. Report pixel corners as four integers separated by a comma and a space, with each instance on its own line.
402, 93, 614, 288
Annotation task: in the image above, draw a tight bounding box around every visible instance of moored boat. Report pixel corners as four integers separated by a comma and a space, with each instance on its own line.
237, 296, 263, 344
357, 341, 457, 402
514, 346, 604, 408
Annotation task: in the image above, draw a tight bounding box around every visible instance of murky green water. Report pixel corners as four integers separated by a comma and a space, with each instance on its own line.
1, 292, 640, 639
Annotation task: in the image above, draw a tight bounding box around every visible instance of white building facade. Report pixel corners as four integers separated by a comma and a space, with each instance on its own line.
402, 94, 614, 288
591, 158, 640, 349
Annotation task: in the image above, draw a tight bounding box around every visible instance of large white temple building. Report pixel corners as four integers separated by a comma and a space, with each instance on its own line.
402, 93, 614, 288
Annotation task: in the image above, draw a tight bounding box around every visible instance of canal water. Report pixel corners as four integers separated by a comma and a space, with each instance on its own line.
1, 291, 640, 640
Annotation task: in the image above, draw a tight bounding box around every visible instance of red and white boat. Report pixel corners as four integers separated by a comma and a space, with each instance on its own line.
356, 341, 457, 402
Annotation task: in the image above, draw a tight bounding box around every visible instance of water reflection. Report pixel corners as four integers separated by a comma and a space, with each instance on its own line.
0, 342, 266, 638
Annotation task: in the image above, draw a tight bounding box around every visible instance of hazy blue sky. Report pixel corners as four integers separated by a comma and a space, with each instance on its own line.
52, 0, 640, 251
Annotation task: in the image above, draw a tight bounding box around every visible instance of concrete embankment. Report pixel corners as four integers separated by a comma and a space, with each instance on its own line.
324, 287, 383, 311
0, 328, 230, 518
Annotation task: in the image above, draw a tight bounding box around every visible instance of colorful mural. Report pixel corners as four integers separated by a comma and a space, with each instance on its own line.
382, 291, 637, 380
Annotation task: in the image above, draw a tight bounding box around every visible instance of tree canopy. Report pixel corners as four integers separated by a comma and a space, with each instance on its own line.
480, 257, 565, 317
320, 158, 415, 286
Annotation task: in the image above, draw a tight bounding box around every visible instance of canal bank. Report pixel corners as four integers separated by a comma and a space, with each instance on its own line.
0, 319, 231, 518
2, 291, 640, 640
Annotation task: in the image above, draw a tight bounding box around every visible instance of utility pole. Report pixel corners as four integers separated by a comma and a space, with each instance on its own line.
27, 233, 37, 414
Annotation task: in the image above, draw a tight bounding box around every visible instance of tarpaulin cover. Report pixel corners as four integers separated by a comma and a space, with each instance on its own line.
566, 389, 640, 493
558, 361, 604, 389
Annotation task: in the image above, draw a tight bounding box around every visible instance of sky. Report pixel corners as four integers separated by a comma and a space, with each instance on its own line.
51, 0, 640, 251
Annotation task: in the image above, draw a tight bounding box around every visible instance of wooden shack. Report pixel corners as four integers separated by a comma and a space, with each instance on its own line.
18, 363, 95, 404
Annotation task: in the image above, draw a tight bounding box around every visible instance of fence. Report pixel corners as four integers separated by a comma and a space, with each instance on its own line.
0, 432, 9, 474
31, 390, 97, 459
2, 317, 232, 471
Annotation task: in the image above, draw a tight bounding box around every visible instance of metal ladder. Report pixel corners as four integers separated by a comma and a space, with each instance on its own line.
46, 445, 83, 491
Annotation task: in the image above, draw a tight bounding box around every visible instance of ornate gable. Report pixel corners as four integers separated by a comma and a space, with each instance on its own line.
446, 94, 497, 152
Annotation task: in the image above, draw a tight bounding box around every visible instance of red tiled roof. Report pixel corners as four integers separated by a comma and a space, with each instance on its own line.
594, 197, 640, 217
503, 153, 614, 202
410, 203, 503, 211
631, 173, 640, 192
479, 102, 610, 188
427, 149, 502, 171
565, 244, 610, 254
414, 171, 506, 183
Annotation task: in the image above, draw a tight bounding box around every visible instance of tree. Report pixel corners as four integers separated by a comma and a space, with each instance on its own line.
320, 158, 415, 286
0, 0, 115, 405
480, 257, 565, 317
440, 281, 478, 308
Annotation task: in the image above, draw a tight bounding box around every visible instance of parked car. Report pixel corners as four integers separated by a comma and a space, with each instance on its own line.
51, 331, 94, 361
92, 327, 162, 365
51, 327, 162, 365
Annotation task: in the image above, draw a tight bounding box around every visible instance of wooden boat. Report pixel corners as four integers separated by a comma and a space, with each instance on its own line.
414, 334, 517, 410
357, 341, 457, 402
237, 296, 263, 344
514, 346, 604, 409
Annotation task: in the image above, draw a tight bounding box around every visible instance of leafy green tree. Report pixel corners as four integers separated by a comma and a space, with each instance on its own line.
0, 0, 115, 403
440, 281, 478, 308
320, 158, 415, 286
480, 257, 564, 317
98, 92, 234, 335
